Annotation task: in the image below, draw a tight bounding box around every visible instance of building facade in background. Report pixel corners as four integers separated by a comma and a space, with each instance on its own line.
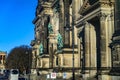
0, 51, 6, 69
31, 0, 120, 80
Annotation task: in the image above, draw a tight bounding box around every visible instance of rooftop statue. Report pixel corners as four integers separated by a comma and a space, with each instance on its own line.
39, 43, 43, 55
54, 0, 60, 12
48, 23, 53, 34
57, 32, 63, 50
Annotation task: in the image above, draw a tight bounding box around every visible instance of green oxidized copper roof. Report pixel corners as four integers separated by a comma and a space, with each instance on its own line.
0, 50, 6, 54
0, 50, 4, 53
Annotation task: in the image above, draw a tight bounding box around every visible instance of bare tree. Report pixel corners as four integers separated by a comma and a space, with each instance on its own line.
5, 45, 32, 74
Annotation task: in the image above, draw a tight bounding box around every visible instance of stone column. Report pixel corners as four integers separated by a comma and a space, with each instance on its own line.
32, 50, 36, 69
59, 0, 64, 43
90, 25, 96, 67
99, 13, 112, 80
106, 14, 113, 68
89, 24, 97, 77
77, 27, 84, 72
63, 0, 70, 47
49, 43, 53, 68
48, 34, 57, 68
61, 55, 63, 67
36, 48, 39, 68
41, 59, 43, 68
84, 22, 90, 78
100, 13, 107, 67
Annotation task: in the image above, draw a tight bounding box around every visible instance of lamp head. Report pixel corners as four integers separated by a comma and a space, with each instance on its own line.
64, 26, 71, 31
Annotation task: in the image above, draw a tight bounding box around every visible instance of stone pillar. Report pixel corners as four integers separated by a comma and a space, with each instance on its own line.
32, 50, 36, 69
80, 37, 84, 73
36, 48, 39, 68
41, 59, 43, 68
74, 27, 78, 46
48, 34, 57, 68
63, 0, 70, 47
77, 36, 81, 68
61, 55, 63, 66
106, 14, 113, 68
89, 24, 97, 77
99, 13, 112, 80
59, 0, 64, 43
100, 13, 107, 68
77, 28, 84, 75
90, 25, 96, 67
84, 22, 90, 78
36, 58, 39, 68
49, 42, 53, 68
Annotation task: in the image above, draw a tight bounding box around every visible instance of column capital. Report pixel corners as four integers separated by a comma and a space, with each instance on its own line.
97, 13, 107, 21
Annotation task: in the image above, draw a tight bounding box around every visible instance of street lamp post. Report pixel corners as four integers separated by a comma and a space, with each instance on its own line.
72, 6, 75, 80
64, 0, 75, 80
26, 51, 30, 80
28, 51, 30, 80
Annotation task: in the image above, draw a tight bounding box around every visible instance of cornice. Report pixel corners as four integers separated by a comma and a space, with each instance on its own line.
79, 1, 99, 16
41, 0, 58, 8
41, 0, 59, 15
76, 7, 101, 28
79, 0, 90, 15
99, 0, 115, 8
76, 0, 114, 28
32, 15, 41, 24
79, 0, 114, 16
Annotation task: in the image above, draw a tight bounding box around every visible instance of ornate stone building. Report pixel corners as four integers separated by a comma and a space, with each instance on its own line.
31, 0, 120, 80
0, 51, 6, 69
109, 0, 120, 80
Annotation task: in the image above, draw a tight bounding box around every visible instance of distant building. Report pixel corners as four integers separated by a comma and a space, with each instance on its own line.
31, 0, 120, 80
0, 51, 6, 69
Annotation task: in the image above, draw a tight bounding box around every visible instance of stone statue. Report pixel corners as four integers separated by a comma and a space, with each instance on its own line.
57, 32, 63, 50
48, 23, 53, 34
39, 43, 43, 55
54, 0, 60, 12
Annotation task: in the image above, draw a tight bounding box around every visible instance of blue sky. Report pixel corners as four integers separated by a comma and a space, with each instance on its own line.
0, 0, 37, 53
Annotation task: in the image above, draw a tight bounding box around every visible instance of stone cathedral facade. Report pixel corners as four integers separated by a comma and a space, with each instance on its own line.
31, 0, 120, 80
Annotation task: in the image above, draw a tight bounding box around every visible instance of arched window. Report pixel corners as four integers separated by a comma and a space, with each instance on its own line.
56, 57, 58, 66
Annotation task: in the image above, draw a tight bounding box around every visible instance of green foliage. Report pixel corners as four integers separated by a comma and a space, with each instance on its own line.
5, 45, 32, 74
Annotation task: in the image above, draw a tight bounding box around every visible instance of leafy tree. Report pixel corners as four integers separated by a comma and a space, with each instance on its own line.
5, 45, 32, 74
